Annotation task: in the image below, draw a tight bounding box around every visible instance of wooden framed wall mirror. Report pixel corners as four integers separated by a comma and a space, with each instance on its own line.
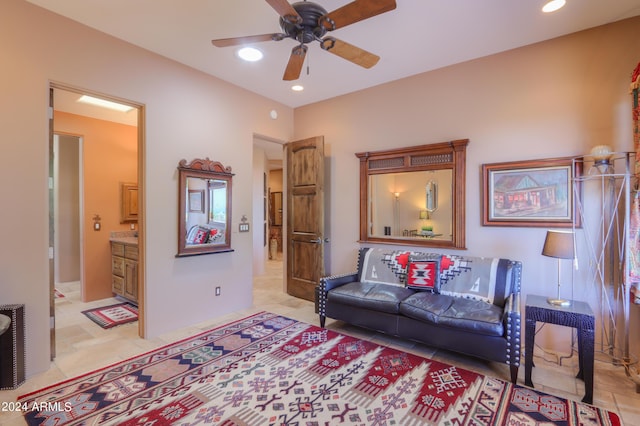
177, 158, 234, 256
356, 139, 468, 249
120, 182, 138, 223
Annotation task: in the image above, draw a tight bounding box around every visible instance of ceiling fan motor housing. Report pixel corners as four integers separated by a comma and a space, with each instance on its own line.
280, 1, 329, 44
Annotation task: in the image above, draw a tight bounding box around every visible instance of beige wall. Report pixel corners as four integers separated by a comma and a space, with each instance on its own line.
55, 111, 138, 302
54, 134, 80, 284
294, 17, 640, 354
0, 0, 294, 376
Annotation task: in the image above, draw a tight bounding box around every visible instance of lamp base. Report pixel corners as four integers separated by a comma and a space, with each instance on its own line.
547, 297, 571, 307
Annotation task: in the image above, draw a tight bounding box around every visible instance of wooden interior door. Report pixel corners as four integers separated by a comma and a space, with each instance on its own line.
286, 136, 325, 301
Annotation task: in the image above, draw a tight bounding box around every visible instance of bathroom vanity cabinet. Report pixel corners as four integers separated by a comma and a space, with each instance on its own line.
111, 239, 138, 303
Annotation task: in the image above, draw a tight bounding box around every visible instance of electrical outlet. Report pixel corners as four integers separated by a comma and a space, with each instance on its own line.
215, 286, 221, 296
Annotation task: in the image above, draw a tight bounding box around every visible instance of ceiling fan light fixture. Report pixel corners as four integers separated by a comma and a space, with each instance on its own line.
542, 0, 566, 13
291, 85, 304, 92
211, 0, 397, 81
237, 47, 264, 62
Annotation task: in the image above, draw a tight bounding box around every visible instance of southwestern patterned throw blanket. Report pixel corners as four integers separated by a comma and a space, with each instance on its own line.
18, 312, 619, 425
358, 248, 512, 306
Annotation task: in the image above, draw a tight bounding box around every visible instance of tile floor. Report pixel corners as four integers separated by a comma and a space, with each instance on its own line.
1, 256, 640, 425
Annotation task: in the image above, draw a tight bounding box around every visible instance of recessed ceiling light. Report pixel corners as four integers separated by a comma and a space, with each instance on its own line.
77, 95, 133, 112
291, 85, 304, 92
542, 0, 566, 13
237, 47, 263, 62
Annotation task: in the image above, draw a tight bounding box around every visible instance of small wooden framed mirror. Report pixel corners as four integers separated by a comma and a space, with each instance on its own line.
177, 158, 234, 257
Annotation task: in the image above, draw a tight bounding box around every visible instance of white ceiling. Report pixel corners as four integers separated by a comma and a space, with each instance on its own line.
29, 0, 640, 109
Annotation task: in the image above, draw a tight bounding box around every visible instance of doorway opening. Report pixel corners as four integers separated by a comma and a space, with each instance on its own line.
253, 135, 285, 291
49, 84, 145, 359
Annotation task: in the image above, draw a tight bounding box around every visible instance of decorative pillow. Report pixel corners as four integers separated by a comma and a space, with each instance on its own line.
207, 229, 224, 243
192, 227, 209, 244
186, 225, 201, 244
406, 259, 441, 293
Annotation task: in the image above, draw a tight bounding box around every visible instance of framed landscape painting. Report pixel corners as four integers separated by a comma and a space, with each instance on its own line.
482, 157, 582, 227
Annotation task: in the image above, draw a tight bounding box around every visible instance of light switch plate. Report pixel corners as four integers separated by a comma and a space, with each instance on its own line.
239, 223, 250, 232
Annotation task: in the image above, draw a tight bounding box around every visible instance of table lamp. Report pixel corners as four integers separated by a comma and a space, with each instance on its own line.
542, 230, 574, 306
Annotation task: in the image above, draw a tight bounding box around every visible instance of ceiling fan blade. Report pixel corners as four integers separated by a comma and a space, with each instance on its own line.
283, 45, 307, 81
320, 37, 379, 69
211, 34, 282, 47
265, 0, 302, 24
321, 0, 396, 31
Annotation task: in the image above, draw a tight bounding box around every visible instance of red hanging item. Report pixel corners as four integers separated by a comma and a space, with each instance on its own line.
630, 61, 640, 304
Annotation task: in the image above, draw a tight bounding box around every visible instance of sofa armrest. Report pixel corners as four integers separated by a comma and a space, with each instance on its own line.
503, 291, 521, 367
320, 272, 358, 292
317, 272, 358, 327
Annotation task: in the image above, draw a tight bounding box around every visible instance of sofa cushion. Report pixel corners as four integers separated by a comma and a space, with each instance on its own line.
399, 292, 453, 323
438, 297, 504, 336
400, 292, 504, 336
328, 282, 415, 314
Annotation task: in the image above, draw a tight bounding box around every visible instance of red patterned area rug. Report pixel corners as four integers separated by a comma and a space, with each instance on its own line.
19, 311, 620, 425
81, 302, 138, 329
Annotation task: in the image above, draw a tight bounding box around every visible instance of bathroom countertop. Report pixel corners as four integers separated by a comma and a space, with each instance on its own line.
110, 231, 138, 245
110, 236, 138, 245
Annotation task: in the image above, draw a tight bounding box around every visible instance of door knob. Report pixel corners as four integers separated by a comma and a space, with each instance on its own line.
310, 237, 329, 244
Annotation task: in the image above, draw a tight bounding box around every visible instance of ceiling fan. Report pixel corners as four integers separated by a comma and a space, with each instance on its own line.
211, 0, 397, 81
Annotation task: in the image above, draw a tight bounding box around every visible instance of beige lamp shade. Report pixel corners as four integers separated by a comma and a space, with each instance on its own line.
542, 230, 574, 259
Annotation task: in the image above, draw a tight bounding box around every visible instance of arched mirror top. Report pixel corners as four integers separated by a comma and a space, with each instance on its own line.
356, 139, 468, 249
177, 158, 234, 257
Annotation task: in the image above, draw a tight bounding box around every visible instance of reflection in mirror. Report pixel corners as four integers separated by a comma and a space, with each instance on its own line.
356, 139, 468, 249
369, 170, 451, 241
425, 179, 438, 213
270, 191, 283, 226
177, 158, 233, 256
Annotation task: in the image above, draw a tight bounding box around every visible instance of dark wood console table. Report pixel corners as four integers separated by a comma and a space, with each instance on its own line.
524, 294, 594, 404
0, 304, 25, 390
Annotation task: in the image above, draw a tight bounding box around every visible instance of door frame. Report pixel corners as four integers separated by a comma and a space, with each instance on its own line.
49, 82, 147, 357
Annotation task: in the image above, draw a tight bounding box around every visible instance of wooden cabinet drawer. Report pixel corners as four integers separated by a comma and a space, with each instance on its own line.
112, 256, 125, 277
124, 245, 138, 260
112, 275, 124, 294
111, 242, 125, 257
